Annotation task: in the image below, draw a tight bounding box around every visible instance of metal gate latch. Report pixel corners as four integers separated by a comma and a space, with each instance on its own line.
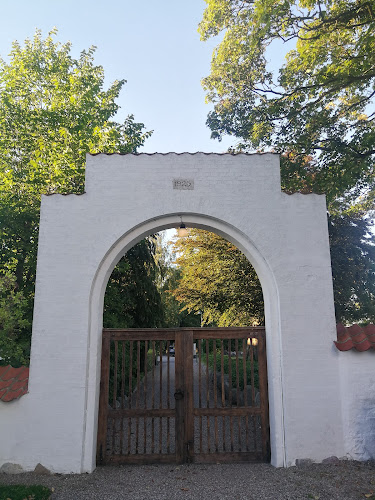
174, 390, 184, 400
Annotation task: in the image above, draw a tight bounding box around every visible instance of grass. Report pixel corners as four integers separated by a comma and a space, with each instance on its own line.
0, 484, 52, 500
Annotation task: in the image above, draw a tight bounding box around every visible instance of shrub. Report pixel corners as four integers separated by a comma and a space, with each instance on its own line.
0, 272, 31, 366
0, 484, 51, 500
206, 352, 259, 390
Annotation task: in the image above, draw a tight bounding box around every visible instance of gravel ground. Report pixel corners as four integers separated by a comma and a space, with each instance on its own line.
1, 461, 375, 500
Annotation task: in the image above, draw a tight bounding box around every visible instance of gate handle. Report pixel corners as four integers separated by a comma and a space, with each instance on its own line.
174, 390, 184, 400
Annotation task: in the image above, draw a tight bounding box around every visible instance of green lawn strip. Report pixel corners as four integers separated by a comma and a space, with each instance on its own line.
0, 484, 52, 500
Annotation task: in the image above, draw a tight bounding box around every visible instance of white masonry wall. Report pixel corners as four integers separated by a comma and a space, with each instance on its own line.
339, 351, 375, 461
0, 153, 350, 472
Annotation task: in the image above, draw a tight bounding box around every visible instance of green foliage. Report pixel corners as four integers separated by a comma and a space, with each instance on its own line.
329, 214, 375, 323
159, 265, 202, 328
103, 238, 163, 329
104, 237, 170, 402
0, 272, 30, 366
200, 3, 375, 323
155, 232, 202, 328
206, 353, 259, 391
0, 28, 150, 196
0, 29, 152, 364
0, 484, 51, 500
199, 0, 375, 208
172, 229, 264, 326
108, 341, 156, 403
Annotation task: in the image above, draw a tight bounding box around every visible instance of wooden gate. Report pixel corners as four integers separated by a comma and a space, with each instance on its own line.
97, 327, 270, 465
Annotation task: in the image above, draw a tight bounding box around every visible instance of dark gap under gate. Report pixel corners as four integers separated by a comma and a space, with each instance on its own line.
97, 327, 270, 465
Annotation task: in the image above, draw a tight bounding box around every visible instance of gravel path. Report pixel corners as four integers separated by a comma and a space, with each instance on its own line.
1, 461, 374, 499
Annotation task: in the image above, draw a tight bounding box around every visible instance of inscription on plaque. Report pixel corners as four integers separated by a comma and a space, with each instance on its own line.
173, 178, 194, 190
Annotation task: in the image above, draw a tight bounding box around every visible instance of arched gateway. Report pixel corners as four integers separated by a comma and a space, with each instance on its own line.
0, 153, 345, 473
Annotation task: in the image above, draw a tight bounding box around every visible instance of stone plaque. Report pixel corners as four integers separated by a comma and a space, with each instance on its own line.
173, 178, 194, 190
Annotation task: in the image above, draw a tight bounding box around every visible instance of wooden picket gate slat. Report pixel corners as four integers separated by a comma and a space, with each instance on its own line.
97, 328, 270, 465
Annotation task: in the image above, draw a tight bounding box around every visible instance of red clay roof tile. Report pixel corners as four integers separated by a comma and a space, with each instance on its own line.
0, 365, 29, 402
2, 388, 25, 402
334, 323, 375, 352
14, 366, 29, 381
0, 379, 11, 390
1, 366, 20, 381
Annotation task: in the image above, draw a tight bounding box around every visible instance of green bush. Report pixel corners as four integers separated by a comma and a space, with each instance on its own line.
0, 272, 31, 366
0, 484, 51, 500
108, 341, 163, 403
206, 353, 259, 390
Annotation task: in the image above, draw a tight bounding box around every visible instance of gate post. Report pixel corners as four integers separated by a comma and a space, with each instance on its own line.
184, 331, 194, 463
258, 335, 270, 461
175, 330, 194, 463
96, 333, 110, 465
174, 331, 185, 463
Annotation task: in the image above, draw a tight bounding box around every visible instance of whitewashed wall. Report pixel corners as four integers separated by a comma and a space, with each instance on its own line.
0, 153, 353, 473
339, 350, 375, 461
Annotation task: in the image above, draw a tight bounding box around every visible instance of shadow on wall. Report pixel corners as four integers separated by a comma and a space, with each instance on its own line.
360, 400, 375, 460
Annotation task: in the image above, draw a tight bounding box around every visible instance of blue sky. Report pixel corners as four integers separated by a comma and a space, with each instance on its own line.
0, 0, 241, 153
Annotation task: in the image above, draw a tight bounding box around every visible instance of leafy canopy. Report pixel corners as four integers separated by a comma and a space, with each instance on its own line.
0, 30, 152, 363
199, 1, 375, 325
329, 214, 375, 323
0, 28, 151, 199
154, 232, 202, 328
172, 229, 264, 326
103, 238, 164, 329
0, 273, 30, 366
199, 0, 375, 208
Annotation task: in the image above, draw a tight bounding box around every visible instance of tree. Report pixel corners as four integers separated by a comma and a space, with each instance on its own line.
199, 0, 375, 207
171, 229, 264, 326
329, 213, 375, 323
103, 238, 164, 329
0, 273, 30, 366
154, 232, 201, 328
0, 30, 152, 363
199, 1, 375, 323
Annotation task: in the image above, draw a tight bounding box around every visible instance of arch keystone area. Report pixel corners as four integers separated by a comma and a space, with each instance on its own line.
0, 153, 344, 473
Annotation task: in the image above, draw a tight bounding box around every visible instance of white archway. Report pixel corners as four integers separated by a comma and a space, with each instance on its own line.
0, 153, 345, 473
83, 213, 285, 470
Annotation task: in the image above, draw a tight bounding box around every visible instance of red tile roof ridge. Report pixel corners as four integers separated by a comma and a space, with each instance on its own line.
0, 365, 29, 402
334, 323, 375, 352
